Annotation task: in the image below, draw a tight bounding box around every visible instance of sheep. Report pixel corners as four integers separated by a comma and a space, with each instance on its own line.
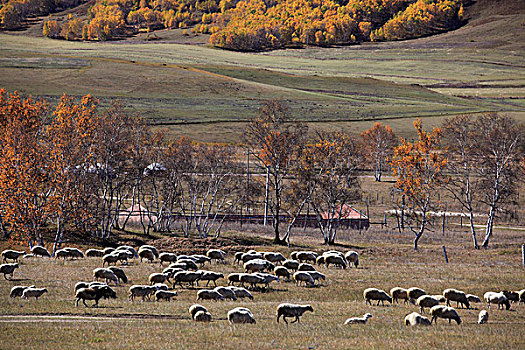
129, 285, 157, 301
227, 273, 243, 286
443, 288, 470, 309
199, 271, 224, 287
214, 286, 237, 301
0, 263, 19, 279
85, 249, 105, 257
115, 251, 133, 264
298, 263, 316, 272
75, 282, 90, 291
138, 249, 156, 263
430, 305, 461, 325
430, 295, 446, 303
31, 246, 51, 258
103, 247, 115, 255
276, 303, 313, 324
344, 251, 359, 268
484, 292, 511, 310
10, 285, 35, 298
173, 271, 202, 288
176, 259, 199, 271
244, 259, 274, 273
55, 249, 71, 260
230, 286, 254, 300
228, 307, 256, 324
283, 259, 300, 271
93, 268, 119, 285
501, 291, 519, 303
296, 251, 318, 263
108, 266, 128, 283
274, 266, 291, 281
197, 289, 224, 301
162, 267, 183, 279
417, 295, 440, 313
324, 250, 345, 258
206, 249, 226, 264
316, 256, 326, 266
149, 273, 170, 285
115, 246, 138, 258
139, 245, 159, 258
264, 252, 286, 264
76, 286, 116, 307
153, 283, 169, 291
390, 287, 409, 304
363, 288, 392, 306
253, 272, 280, 289
194, 310, 212, 322
404, 312, 431, 326
407, 287, 426, 303
478, 310, 489, 324
22, 287, 48, 300
1, 250, 26, 262
102, 253, 119, 267
241, 252, 263, 264
189, 304, 208, 319
467, 294, 482, 304
293, 271, 315, 287
192, 255, 211, 266
239, 273, 267, 290
307, 271, 326, 285
64, 247, 84, 259
519, 289, 525, 305
324, 254, 347, 269
234, 252, 244, 265
344, 313, 372, 324
155, 290, 178, 302
290, 251, 299, 260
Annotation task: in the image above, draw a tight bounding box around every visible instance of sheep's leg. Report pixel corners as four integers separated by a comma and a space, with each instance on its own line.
283, 316, 289, 324
82, 299, 89, 307
75, 298, 80, 307
376, 300, 380, 306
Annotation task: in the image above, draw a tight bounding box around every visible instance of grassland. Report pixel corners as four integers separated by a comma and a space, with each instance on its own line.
0, 224, 524, 349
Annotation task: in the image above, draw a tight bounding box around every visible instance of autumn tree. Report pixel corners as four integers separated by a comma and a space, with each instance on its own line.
244, 100, 307, 244
361, 122, 397, 181
390, 119, 447, 250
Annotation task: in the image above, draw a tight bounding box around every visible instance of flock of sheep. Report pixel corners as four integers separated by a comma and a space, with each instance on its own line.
2, 245, 524, 326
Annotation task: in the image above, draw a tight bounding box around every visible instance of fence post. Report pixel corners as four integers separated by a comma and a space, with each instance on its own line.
522, 244, 525, 267
442, 245, 449, 264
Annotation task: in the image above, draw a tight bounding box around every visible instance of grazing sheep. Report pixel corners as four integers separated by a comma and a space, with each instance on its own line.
75, 282, 90, 291
214, 286, 237, 301
405, 312, 431, 326
239, 273, 266, 290
85, 249, 105, 257
307, 271, 326, 285
227, 272, 243, 286
22, 287, 48, 300
93, 268, 119, 285
344, 313, 372, 324
264, 252, 286, 264
76, 286, 117, 307
344, 251, 359, 268
138, 249, 156, 263
430, 295, 446, 303
298, 263, 316, 272
176, 259, 199, 271
116, 246, 138, 258
519, 290, 525, 305
390, 287, 409, 304
417, 295, 440, 313
290, 251, 299, 260
501, 291, 519, 303
149, 273, 170, 285
139, 245, 159, 258
10, 285, 34, 298
194, 310, 212, 322
155, 290, 178, 302
55, 249, 71, 260
64, 247, 84, 259
129, 285, 157, 301
115, 251, 133, 264
430, 305, 461, 325
108, 266, 128, 284
162, 267, 183, 279
102, 253, 119, 267
443, 289, 470, 309
407, 287, 426, 303
1, 250, 26, 262
230, 286, 254, 300
276, 303, 313, 324
364, 288, 392, 306
103, 247, 115, 255
467, 294, 482, 304
31, 246, 51, 258
0, 263, 19, 280
199, 271, 224, 287
189, 304, 208, 319
244, 259, 275, 273
197, 289, 224, 301
207, 249, 226, 264
293, 271, 315, 287
153, 283, 169, 291
316, 256, 326, 265
484, 292, 511, 310
173, 271, 202, 288
228, 307, 256, 324
241, 252, 264, 264
296, 251, 318, 263
324, 250, 345, 258
192, 255, 211, 266
274, 266, 291, 281
283, 259, 300, 271
478, 310, 489, 324
253, 273, 280, 289
324, 254, 347, 269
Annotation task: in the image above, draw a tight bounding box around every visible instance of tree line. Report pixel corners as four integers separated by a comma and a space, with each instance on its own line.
0, 90, 523, 253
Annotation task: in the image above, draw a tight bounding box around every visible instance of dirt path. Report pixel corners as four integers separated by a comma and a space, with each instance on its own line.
0, 313, 188, 323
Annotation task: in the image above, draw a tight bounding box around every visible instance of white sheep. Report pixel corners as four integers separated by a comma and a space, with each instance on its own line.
199, 270, 224, 287
194, 310, 212, 322
31, 246, 51, 258
129, 285, 156, 301
430, 305, 461, 325
155, 290, 178, 301
115, 246, 138, 258
244, 259, 274, 273
93, 268, 119, 284
214, 286, 237, 301
416, 295, 440, 313
478, 310, 489, 324
173, 271, 202, 288
274, 266, 291, 280
307, 271, 326, 285
159, 252, 177, 265
10, 285, 35, 298
253, 273, 279, 289
138, 248, 156, 263
75, 286, 117, 307
139, 245, 159, 258
296, 251, 318, 263
484, 292, 511, 310
197, 289, 224, 301
149, 272, 170, 285
0, 263, 19, 280
344, 313, 372, 324
227, 272, 243, 286
102, 253, 119, 267
276, 303, 313, 323
407, 287, 426, 303
293, 271, 315, 287
390, 287, 409, 304
85, 249, 105, 257
324, 254, 347, 269
283, 259, 300, 271
239, 273, 266, 290
108, 266, 128, 284
501, 291, 519, 303
443, 288, 470, 309
363, 288, 392, 306
263, 252, 286, 264
228, 307, 256, 324
298, 263, 316, 272
22, 287, 48, 300
189, 304, 208, 320
404, 312, 431, 326
1, 250, 26, 262
206, 249, 226, 263
344, 251, 359, 268
64, 247, 84, 259
229, 287, 254, 300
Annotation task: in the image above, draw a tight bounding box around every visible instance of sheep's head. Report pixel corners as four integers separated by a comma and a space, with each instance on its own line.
305, 305, 314, 313
364, 313, 372, 319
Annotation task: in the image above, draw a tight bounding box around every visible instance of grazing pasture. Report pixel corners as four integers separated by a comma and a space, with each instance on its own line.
0, 226, 524, 349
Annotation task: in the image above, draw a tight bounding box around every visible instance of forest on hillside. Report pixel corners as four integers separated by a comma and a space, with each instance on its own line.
0, 0, 465, 50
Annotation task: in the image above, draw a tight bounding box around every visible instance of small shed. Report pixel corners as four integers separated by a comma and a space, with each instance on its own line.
118, 204, 157, 225
321, 204, 369, 230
